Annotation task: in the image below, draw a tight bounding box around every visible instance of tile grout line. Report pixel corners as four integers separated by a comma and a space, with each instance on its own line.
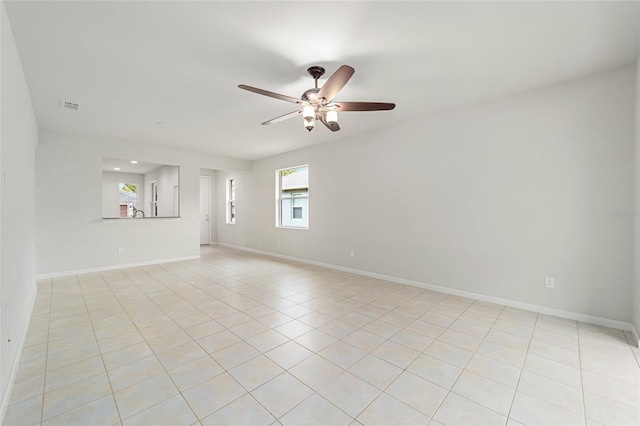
504, 311, 539, 425
11, 246, 640, 425
353, 299, 459, 423
111, 262, 327, 424
193, 258, 344, 424
264, 288, 439, 423
90, 270, 179, 422
39, 279, 53, 426
89, 272, 126, 425
576, 322, 587, 425
40, 274, 129, 424
105, 268, 204, 423
195, 271, 438, 423
426, 300, 504, 424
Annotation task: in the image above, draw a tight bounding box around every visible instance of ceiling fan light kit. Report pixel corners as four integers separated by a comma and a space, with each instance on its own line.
325, 110, 338, 124
302, 105, 315, 132
238, 64, 395, 132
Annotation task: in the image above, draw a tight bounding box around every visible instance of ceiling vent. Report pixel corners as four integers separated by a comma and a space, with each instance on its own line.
61, 100, 80, 111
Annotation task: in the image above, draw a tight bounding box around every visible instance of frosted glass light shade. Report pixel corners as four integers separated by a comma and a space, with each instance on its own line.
303, 106, 315, 131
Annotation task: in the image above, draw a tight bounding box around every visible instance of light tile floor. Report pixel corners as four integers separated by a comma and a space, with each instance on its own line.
4, 245, 640, 425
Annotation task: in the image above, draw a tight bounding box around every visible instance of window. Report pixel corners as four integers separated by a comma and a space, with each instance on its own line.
150, 181, 158, 217
119, 183, 138, 218
226, 178, 236, 224
291, 193, 303, 219
276, 165, 309, 229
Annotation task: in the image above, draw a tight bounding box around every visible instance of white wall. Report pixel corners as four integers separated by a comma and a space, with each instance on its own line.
634, 57, 640, 344
36, 132, 249, 275
0, 1, 38, 418
144, 165, 179, 217
219, 66, 635, 325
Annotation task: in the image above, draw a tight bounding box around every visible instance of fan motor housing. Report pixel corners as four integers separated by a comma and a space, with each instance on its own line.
301, 88, 320, 103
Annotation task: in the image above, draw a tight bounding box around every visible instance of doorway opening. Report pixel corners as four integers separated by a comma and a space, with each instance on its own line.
199, 175, 211, 245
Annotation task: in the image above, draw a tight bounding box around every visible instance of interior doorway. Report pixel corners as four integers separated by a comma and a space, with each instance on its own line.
199, 176, 211, 245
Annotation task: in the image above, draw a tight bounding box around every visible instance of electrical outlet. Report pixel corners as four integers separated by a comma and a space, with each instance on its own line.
277, 240, 281, 246
545, 277, 555, 288
117, 247, 124, 254
349, 249, 355, 257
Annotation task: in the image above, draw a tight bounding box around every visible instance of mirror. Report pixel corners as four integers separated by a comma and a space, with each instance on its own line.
102, 158, 180, 219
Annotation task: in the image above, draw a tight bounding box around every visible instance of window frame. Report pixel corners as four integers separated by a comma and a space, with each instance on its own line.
226, 178, 236, 224
118, 182, 139, 218
275, 165, 309, 230
291, 193, 304, 220
150, 181, 158, 217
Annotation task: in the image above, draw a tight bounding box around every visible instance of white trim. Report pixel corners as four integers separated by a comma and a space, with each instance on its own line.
217, 243, 634, 332
226, 178, 236, 224
35, 255, 200, 280
276, 226, 309, 231
149, 180, 158, 218
1, 286, 37, 423
632, 325, 640, 348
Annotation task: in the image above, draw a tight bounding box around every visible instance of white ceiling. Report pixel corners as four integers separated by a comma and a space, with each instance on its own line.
5, 1, 639, 161
102, 158, 164, 175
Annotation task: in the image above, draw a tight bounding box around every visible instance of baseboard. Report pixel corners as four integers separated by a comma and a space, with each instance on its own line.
217, 243, 634, 333
0, 285, 37, 424
35, 255, 201, 280
632, 325, 640, 348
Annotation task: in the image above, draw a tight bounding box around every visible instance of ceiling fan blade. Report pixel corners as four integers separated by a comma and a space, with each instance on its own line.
261, 110, 301, 125
334, 102, 396, 111
320, 116, 340, 132
238, 85, 301, 104
317, 65, 355, 103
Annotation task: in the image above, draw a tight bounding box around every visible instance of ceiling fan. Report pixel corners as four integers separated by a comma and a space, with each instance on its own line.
238, 65, 395, 132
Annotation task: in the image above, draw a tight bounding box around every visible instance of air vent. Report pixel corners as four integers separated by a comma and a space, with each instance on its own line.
61, 100, 80, 111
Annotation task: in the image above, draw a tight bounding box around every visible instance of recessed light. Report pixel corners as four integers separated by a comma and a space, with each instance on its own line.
113, 167, 120, 171
130, 160, 138, 164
